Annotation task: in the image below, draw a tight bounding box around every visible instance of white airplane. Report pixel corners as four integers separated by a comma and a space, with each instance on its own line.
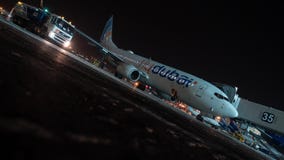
98, 16, 238, 118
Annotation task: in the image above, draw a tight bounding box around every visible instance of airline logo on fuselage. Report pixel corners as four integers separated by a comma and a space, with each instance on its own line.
151, 65, 197, 87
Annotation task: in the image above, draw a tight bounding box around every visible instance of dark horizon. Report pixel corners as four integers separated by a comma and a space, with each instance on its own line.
1, 0, 283, 110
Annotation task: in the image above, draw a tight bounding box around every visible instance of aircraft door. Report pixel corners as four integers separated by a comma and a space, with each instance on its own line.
196, 84, 207, 97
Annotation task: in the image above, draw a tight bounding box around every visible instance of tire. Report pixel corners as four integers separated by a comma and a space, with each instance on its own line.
34, 26, 41, 34
40, 26, 48, 38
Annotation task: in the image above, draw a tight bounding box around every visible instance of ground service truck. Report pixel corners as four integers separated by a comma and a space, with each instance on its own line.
9, 1, 75, 48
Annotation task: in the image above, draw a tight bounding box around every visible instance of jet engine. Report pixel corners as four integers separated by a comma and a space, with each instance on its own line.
116, 63, 140, 81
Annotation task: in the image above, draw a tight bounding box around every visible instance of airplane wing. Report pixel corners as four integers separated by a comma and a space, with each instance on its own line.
75, 27, 147, 82
87, 41, 124, 63
75, 27, 124, 63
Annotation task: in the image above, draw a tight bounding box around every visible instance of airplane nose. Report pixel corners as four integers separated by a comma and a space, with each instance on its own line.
226, 104, 238, 118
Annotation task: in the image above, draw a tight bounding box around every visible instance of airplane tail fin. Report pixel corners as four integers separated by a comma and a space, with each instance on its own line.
100, 15, 118, 50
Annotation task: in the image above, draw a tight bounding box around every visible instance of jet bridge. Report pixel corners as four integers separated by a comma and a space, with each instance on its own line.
236, 98, 284, 135
213, 82, 284, 135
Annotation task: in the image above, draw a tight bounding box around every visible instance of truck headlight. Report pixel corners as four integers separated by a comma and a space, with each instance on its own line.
48, 32, 55, 39
63, 41, 70, 48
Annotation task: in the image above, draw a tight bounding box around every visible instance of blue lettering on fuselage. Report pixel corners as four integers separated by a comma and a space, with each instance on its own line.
151, 65, 194, 87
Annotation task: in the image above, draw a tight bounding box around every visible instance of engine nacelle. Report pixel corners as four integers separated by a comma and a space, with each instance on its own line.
116, 63, 140, 81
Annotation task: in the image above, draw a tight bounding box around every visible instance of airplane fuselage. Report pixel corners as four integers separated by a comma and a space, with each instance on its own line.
99, 16, 238, 118
109, 49, 238, 117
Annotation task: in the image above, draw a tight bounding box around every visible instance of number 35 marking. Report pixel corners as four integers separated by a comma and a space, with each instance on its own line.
261, 112, 275, 123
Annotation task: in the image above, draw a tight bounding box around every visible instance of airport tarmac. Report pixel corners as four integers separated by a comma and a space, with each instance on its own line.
0, 17, 275, 160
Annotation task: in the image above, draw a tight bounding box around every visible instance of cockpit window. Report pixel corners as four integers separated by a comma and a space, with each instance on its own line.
214, 92, 229, 101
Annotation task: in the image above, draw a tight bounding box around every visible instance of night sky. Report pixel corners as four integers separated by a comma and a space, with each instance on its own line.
1, 1, 284, 110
